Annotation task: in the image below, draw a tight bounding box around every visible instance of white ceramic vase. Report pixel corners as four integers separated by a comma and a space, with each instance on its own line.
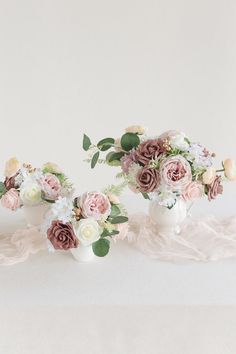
70, 245, 95, 262
23, 203, 50, 227
149, 199, 187, 237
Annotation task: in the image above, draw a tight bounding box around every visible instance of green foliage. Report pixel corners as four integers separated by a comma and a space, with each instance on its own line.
103, 181, 127, 196
110, 204, 121, 218
91, 151, 100, 168
0, 182, 7, 198
92, 238, 110, 257
109, 216, 129, 224
141, 192, 150, 200
120, 133, 140, 151
83, 134, 92, 151
100, 229, 119, 238
106, 152, 124, 166
97, 138, 115, 151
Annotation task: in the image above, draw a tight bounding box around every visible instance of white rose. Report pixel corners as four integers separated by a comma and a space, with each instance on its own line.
202, 167, 216, 185
75, 218, 101, 246
20, 183, 42, 205
125, 125, 145, 135
169, 132, 189, 151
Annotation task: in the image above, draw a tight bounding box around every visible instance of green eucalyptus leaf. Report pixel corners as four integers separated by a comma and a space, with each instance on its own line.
110, 204, 121, 218
92, 238, 110, 257
91, 151, 100, 169
97, 138, 115, 151
83, 134, 92, 151
110, 216, 129, 224
100, 229, 120, 238
141, 192, 150, 200
0, 182, 7, 198
120, 133, 140, 151
106, 152, 124, 165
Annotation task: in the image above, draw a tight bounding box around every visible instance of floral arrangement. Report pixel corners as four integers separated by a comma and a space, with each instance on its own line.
0, 158, 73, 211
83, 126, 236, 209
42, 187, 128, 257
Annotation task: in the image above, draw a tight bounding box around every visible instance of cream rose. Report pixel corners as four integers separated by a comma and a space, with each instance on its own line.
20, 183, 42, 205
202, 167, 216, 185
106, 193, 120, 205
125, 125, 145, 135
42, 162, 62, 174
4, 157, 20, 178
223, 159, 236, 181
75, 218, 101, 246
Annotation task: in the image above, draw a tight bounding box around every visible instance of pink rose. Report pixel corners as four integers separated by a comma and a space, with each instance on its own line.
40, 173, 61, 201
1, 188, 20, 211
182, 182, 204, 201
160, 155, 192, 191
121, 152, 136, 173
207, 176, 223, 201
79, 191, 111, 220
135, 139, 164, 165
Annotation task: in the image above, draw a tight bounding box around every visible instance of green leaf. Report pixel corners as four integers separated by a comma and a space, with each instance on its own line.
110, 216, 129, 224
83, 134, 92, 151
91, 151, 100, 169
92, 238, 110, 257
120, 133, 140, 151
100, 229, 120, 238
141, 192, 150, 200
106, 152, 125, 165
110, 204, 121, 218
0, 182, 7, 198
97, 138, 115, 151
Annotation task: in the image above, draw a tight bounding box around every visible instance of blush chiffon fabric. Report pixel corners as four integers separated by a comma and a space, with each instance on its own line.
1, 214, 236, 265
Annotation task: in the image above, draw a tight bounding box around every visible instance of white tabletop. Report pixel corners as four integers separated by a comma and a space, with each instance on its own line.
1, 193, 236, 307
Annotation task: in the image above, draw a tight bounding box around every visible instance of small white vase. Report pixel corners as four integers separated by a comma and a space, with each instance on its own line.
149, 199, 187, 237
23, 203, 50, 227
70, 245, 95, 262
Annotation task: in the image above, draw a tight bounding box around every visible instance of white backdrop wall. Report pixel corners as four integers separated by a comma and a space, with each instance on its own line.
0, 0, 236, 203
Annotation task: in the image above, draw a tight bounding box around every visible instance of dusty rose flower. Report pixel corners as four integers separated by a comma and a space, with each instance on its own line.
121, 151, 136, 173
136, 167, 160, 193
182, 182, 204, 201
160, 155, 192, 191
4, 174, 18, 190
135, 139, 163, 165
1, 188, 20, 211
47, 220, 79, 250
40, 173, 61, 200
208, 176, 223, 201
78, 191, 111, 220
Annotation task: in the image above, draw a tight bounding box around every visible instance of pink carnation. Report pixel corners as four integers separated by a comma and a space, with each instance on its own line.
182, 182, 204, 201
1, 188, 20, 211
79, 191, 111, 220
40, 173, 61, 201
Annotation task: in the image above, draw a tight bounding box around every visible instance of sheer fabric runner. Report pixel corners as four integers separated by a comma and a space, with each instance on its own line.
127, 214, 236, 262
1, 215, 236, 265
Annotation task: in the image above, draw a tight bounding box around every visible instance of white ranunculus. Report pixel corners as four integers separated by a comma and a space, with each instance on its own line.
75, 218, 101, 246
20, 183, 42, 205
169, 132, 189, 151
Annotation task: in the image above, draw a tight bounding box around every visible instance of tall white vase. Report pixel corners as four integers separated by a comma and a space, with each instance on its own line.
23, 204, 50, 227
149, 199, 187, 237
70, 245, 95, 262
